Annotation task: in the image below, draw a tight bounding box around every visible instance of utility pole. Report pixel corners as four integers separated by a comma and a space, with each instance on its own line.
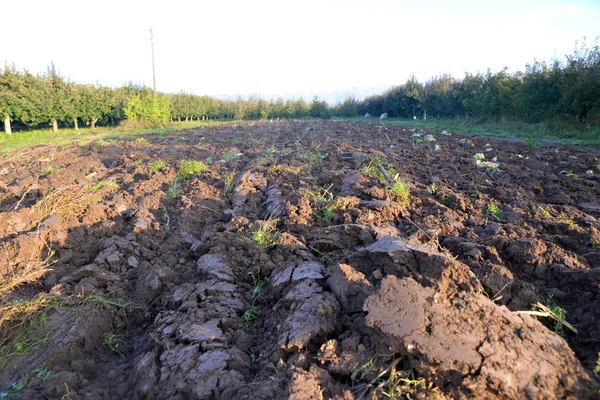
150, 28, 157, 97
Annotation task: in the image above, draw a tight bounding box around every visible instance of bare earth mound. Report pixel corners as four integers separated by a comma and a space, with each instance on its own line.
1, 120, 599, 399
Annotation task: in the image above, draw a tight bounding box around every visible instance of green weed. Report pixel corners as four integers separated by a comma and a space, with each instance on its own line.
530, 294, 577, 335
267, 164, 302, 177
252, 218, 279, 249
219, 149, 237, 162
250, 273, 266, 299
149, 160, 167, 172
428, 182, 447, 204
91, 180, 120, 192
41, 167, 55, 176
315, 205, 336, 224
224, 171, 236, 194
166, 179, 181, 197
0, 365, 53, 400
239, 305, 261, 329
524, 136, 538, 148
178, 160, 209, 180
386, 175, 410, 206
299, 185, 334, 203
486, 204, 503, 221
103, 333, 127, 357
559, 170, 578, 179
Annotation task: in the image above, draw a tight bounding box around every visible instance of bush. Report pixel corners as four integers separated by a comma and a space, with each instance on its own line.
124, 93, 170, 125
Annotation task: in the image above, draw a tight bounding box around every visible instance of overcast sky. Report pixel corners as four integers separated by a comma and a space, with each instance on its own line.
2, 0, 599, 99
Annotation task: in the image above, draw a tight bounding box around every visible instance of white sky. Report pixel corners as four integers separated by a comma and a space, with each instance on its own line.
1, 0, 599, 99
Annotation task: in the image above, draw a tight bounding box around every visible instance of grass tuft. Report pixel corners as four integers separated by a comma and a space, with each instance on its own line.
386, 176, 410, 206
252, 218, 279, 249
178, 160, 208, 180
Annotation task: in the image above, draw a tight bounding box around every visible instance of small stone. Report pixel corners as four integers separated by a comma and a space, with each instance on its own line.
373, 269, 383, 280
128, 256, 139, 268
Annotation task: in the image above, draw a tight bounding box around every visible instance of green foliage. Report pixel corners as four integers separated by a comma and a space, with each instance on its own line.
529, 294, 577, 335
0, 366, 53, 400
166, 180, 181, 197
486, 204, 503, 220
223, 171, 236, 194
594, 353, 600, 375
356, 37, 600, 125
124, 92, 170, 125
309, 96, 330, 119
41, 166, 55, 176
239, 305, 261, 329
91, 180, 120, 192
524, 136, 538, 147
559, 170, 578, 179
250, 273, 266, 299
252, 218, 279, 249
149, 160, 167, 172
178, 160, 208, 180
103, 333, 127, 357
386, 176, 410, 206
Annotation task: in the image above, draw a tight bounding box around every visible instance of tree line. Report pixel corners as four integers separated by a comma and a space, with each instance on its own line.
2, 38, 598, 134
357, 38, 600, 124
0, 63, 338, 134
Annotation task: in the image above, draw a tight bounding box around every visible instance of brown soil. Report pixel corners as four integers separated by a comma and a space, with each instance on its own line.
1, 120, 600, 399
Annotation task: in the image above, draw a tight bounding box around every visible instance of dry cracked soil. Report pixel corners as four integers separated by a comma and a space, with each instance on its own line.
1, 120, 600, 399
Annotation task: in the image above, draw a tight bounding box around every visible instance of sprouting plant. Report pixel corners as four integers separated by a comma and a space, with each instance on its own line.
586, 170, 594, 176
517, 294, 577, 335
473, 153, 485, 161
486, 204, 502, 221
428, 182, 447, 204
594, 353, 600, 375
166, 179, 181, 197
266, 144, 277, 155
178, 160, 209, 180
533, 184, 543, 193
352, 358, 441, 399
315, 205, 336, 224
41, 167, 55, 176
434, 144, 442, 152
224, 171, 236, 194
103, 333, 127, 357
256, 155, 272, 166
362, 155, 387, 179
248, 346, 260, 364
299, 185, 334, 203
91, 180, 120, 192
559, 170, 577, 179
268, 164, 302, 176
424, 134, 436, 143
220, 149, 237, 162
252, 218, 279, 249
239, 305, 261, 329
386, 175, 410, 206
250, 273, 266, 299
0, 366, 54, 400
524, 136, 538, 148
351, 359, 376, 385
149, 160, 167, 172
